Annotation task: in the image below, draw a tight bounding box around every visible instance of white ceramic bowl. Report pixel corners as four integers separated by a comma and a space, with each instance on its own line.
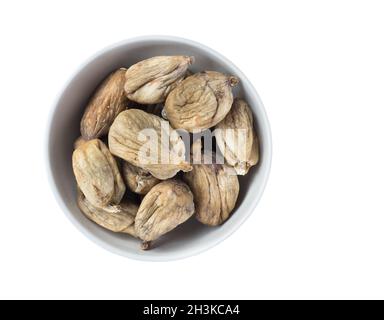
46, 36, 272, 261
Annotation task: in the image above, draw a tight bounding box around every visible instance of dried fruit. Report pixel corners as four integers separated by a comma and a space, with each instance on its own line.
215, 98, 259, 175
80, 68, 128, 139
164, 71, 239, 132
122, 162, 160, 195
77, 191, 137, 236
183, 146, 239, 226
70, 54, 260, 250
135, 180, 195, 247
124, 56, 194, 104
108, 109, 192, 180
72, 139, 126, 208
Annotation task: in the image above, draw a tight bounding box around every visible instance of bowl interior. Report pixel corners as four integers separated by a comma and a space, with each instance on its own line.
48, 37, 271, 261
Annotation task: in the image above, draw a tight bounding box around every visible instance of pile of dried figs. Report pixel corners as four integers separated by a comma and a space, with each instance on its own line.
72, 56, 259, 250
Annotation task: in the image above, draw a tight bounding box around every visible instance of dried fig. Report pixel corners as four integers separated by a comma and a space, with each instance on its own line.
80, 68, 128, 139
108, 109, 192, 180
164, 71, 239, 132
124, 56, 194, 104
215, 98, 259, 175
77, 191, 137, 236
72, 139, 126, 208
122, 162, 160, 195
183, 148, 239, 226
135, 180, 195, 248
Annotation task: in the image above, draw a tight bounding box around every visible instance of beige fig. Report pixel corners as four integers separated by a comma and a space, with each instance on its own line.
72, 139, 126, 208
164, 71, 239, 132
108, 109, 192, 180
77, 191, 137, 236
122, 162, 160, 195
124, 56, 194, 104
135, 180, 195, 249
183, 142, 239, 226
80, 68, 128, 139
215, 98, 259, 175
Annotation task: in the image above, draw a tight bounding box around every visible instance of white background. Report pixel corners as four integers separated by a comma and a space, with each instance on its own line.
0, 0, 383, 299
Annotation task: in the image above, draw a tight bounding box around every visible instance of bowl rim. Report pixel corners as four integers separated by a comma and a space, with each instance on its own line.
46, 35, 273, 261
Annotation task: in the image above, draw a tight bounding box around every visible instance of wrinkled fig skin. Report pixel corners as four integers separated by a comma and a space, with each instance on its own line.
183, 153, 239, 226
164, 71, 239, 132
80, 68, 128, 140
108, 109, 192, 180
72, 139, 126, 208
122, 162, 160, 195
135, 180, 195, 245
77, 191, 137, 236
215, 98, 259, 175
124, 56, 194, 104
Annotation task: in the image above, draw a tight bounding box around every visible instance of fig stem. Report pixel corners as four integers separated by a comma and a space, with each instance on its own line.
141, 241, 151, 250
228, 76, 239, 87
